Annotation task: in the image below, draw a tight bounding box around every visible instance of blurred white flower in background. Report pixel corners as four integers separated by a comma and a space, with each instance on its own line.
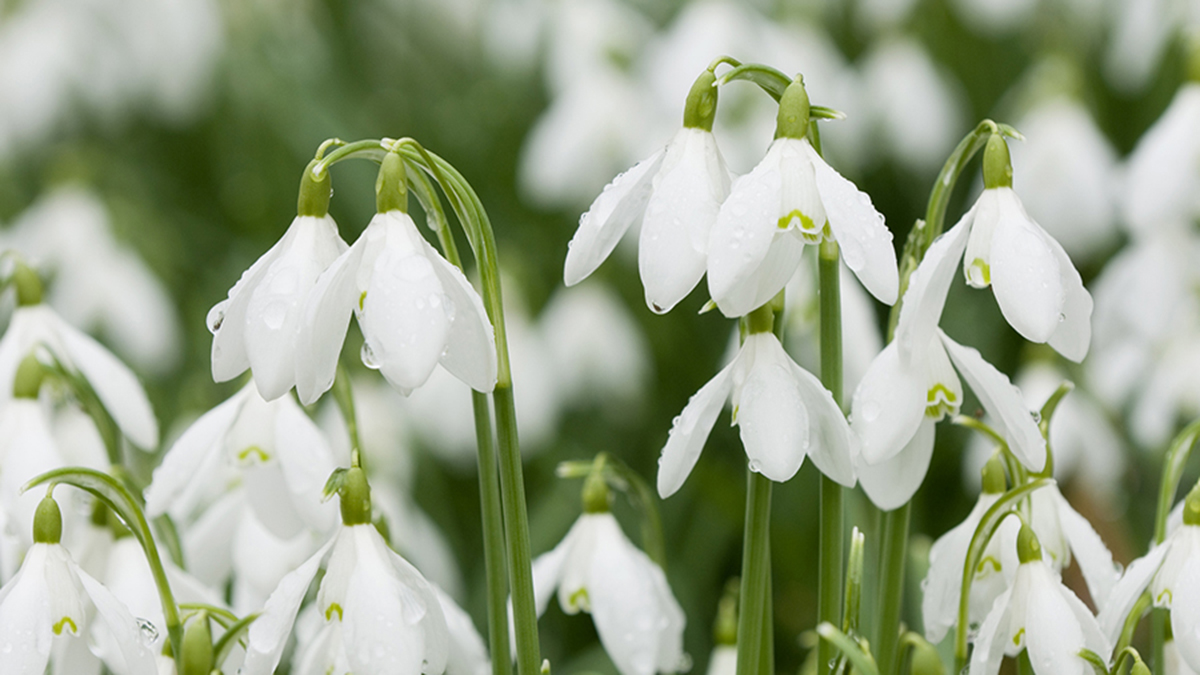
4, 188, 182, 374
1122, 82, 1200, 239
951, 0, 1038, 36
1103, 0, 1189, 93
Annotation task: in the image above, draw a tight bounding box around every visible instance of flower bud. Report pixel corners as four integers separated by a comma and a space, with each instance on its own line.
33, 494, 63, 544
683, 70, 719, 132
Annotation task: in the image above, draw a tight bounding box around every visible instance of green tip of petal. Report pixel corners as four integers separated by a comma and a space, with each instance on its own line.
1016, 523, 1042, 564
33, 494, 62, 544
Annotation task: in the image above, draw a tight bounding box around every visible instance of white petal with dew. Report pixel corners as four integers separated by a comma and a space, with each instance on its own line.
211, 229, 286, 382
1045, 235, 1093, 363
894, 217, 971, 360
425, 239, 498, 393
1053, 490, 1119, 613
343, 528, 429, 675
1024, 564, 1087, 675
967, 586, 1013, 675
806, 141, 897, 304
296, 235, 367, 405
788, 349, 857, 487
737, 333, 811, 483
851, 341, 926, 465
657, 359, 737, 498
243, 536, 335, 675
0, 546, 53, 674
564, 150, 665, 286
78, 567, 158, 675
1097, 542, 1166, 642
858, 416, 935, 511
1171, 555, 1200, 673
989, 190, 1064, 343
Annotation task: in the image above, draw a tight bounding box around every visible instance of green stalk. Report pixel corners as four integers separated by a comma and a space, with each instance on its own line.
408, 164, 513, 673
874, 505, 910, 675
817, 239, 844, 675
737, 470, 774, 675
1150, 419, 1200, 675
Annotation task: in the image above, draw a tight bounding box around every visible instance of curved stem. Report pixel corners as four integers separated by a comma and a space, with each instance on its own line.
312, 139, 389, 176
817, 239, 844, 675
408, 159, 513, 674
1154, 419, 1200, 544
331, 365, 364, 469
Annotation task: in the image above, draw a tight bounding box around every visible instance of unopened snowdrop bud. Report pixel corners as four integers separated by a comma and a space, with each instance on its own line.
12, 261, 42, 307
297, 159, 332, 218
375, 150, 409, 214
181, 613, 214, 675
12, 353, 44, 399
338, 467, 372, 526
775, 78, 812, 140
32, 493, 62, 544
982, 133, 1013, 189
683, 69, 718, 132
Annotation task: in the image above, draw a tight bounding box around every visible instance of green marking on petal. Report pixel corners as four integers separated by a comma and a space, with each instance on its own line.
779, 210, 815, 232
325, 602, 344, 621
1157, 589, 1173, 606
53, 616, 78, 635
966, 259, 990, 287
925, 384, 958, 419
359, 290, 367, 311
237, 445, 270, 463
568, 587, 590, 612
1012, 628, 1024, 647
975, 556, 1002, 575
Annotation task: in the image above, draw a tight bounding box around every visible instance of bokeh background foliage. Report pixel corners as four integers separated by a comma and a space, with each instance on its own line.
0, 0, 1194, 672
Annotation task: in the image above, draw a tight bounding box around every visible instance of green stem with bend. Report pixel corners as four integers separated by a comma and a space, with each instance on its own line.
817, 239, 844, 675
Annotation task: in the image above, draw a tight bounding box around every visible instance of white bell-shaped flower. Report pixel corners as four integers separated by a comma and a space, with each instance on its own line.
956, 134, 1092, 362
208, 212, 347, 401
529, 511, 687, 675
0, 497, 157, 675
851, 219, 1046, 509
969, 524, 1110, 675
297, 209, 496, 403
564, 69, 733, 314
243, 468, 449, 675
706, 79, 897, 318
658, 330, 856, 498
1098, 488, 1200, 673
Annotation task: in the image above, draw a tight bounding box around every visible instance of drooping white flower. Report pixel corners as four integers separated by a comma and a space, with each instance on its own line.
242, 522, 449, 675
851, 220, 1046, 509
207, 213, 347, 401
564, 119, 733, 314
529, 512, 687, 675
969, 525, 1110, 675
0, 499, 157, 675
0, 303, 158, 450
658, 330, 856, 498
1098, 489, 1200, 673
706, 112, 898, 318
297, 209, 496, 403
956, 136, 1093, 361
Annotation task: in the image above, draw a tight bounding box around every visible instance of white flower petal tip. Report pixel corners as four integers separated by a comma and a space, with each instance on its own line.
533, 514, 687, 675
857, 417, 935, 510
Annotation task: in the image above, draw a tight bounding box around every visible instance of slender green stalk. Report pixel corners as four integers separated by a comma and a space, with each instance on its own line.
1017, 649, 1033, 675
737, 470, 774, 675
875, 504, 910, 675
1153, 609, 1166, 675
331, 365, 364, 468
408, 162, 513, 673
817, 240, 844, 675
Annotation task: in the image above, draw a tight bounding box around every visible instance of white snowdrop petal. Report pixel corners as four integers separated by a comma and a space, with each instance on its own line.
0, 549, 53, 674
1058, 578, 1113, 663
805, 141, 898, 305
967, 586, 1013, 675
963, 190, 1001, 288
657, 360, 736, 498
858, 416, 935, 510
424, 239, 498, 393
922, 493, 1002, 643
144, 387, 248, 517
211, 233, 285, 383
77, 568, 158, 675
1044, 235, 1093, 363
1171, 555, 1200, 673
271, 398, 340, 533
939, 332, 1046, 472
56, 315, 158, 449
435, 587, 490, 675
1053, 491, 1118, 613
382, 539, 450, 675
296, 235, 366, 405
708, 142, 786, 318
989, 190, 1065, 343
528, 524, 577, 619
894, 217, 972, 358
243, 537, 334, 675
1097, 542, 1166, 642
851, 341, 926, 465
1025, 565, 1088, 675
343, 530, 427, 675
564, 150, 665, 287
737, 334, 811, 483
791, 354, 857, 487
638, 196, 709, 314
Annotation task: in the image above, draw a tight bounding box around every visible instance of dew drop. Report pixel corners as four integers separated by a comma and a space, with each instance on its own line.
428, 294, 441, 308
1058, 312, 1066, 323
262, 302, 287, 330
136, 618, 158, 646
861, 400, 881, 422
206, 302, 228, 334
748, 459, 762, 473
361, 342, 381, 369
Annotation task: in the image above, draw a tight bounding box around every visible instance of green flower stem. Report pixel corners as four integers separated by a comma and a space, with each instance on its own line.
407, 160, 512, 674
817, 239, 844, 675
874, 504, 910, 675
1151, 419, 1200, 675
1152, 609, 1166, 675
331, 365, 364, 469
396, 140, 539, 675
737, 469, 774, 675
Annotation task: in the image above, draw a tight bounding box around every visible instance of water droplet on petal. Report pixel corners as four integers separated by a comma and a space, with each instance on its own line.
136, 618, 158, 646
206, 302, 228, 334
361, 342, 381, 369
861, 401, 881, 422
262, 302, 287, 330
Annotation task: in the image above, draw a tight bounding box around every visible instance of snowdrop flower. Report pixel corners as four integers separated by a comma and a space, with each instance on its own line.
564, 67, 733, 314
1098, 486, 1200, 672
969, 524, 1110, 675
922, 457, 1022, 643
529, 491, 686, 675
1024, 486, 1121, 612
706, 78, 898, 318
298, 154, 496, 402
242, 468, 449, 675
0, 495, 157, 675
851, 217, 1046, 510
957, 133, 1093, 361
0, 265, 158, 450
658, 328, 855, 498
208, 163, 347, 401
1122, 82, 1200, 239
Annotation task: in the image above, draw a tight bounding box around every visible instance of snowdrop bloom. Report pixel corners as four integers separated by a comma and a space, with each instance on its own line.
1098, 487, 1200, 672
530, 510, 686, 675
0, 496, 157, 675
243, 468, 449, 675
298, 203, 496, 403
969, 525, 1110, 675
957, 133, 1093, 361
0, 270, 158, 450
564, 68, 733, 314
208, 167, 347, 400
851, 218, 1046, 510
706, 79, 898, 318
658, 329, 855, 498
1122, 82, 1200, 239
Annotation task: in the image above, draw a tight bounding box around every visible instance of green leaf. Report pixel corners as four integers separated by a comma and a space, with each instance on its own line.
323, 467, 349, 502
815, 623, 879, 675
